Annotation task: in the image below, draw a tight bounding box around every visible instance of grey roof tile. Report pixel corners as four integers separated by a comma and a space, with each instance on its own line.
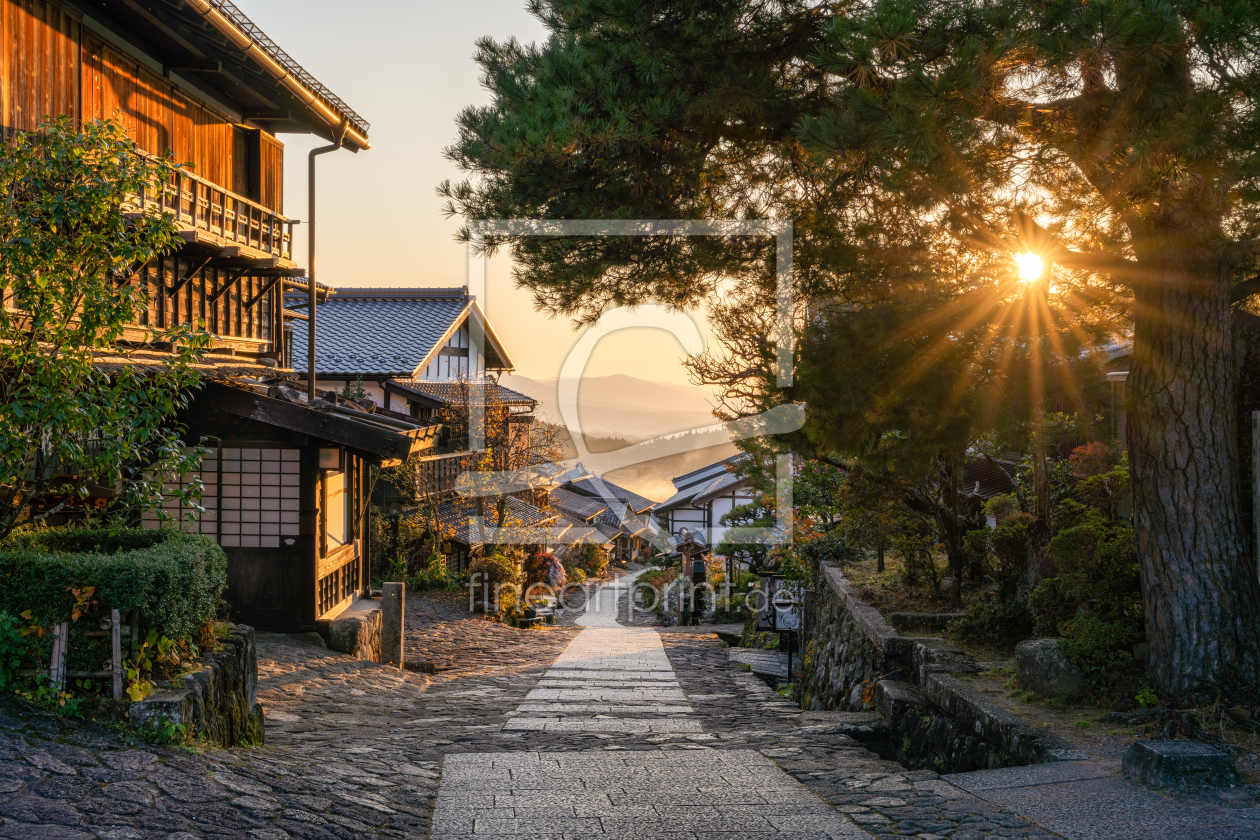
389, 379, 536, 407
289, 289, 469, 376
563, 475, 658, 513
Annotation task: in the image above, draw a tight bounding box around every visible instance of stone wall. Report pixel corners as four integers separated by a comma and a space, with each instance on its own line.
799, 566, 896, 711
800, 565, 1084, 773
325, 597, 383, 662
130, 624, 264, 747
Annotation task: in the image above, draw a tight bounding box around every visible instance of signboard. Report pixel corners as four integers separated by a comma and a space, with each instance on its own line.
755, 574, 802, 631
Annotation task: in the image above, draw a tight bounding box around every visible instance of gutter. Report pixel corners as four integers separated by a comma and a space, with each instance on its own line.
182, 0, 370, 149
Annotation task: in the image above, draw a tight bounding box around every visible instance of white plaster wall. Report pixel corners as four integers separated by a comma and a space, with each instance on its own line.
417, 322, 486, 381
708, 492, 755, 550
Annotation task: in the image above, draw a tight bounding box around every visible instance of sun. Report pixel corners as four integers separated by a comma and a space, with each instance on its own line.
1015, 252, 1044, 282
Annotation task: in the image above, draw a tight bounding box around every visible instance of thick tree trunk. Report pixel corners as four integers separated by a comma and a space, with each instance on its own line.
1128, 253, 1260, 695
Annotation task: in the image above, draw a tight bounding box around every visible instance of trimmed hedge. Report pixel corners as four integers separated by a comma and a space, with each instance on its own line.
0, 528, 226, 643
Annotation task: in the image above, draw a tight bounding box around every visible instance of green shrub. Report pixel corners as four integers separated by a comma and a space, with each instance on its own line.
0, 529, 225, 691
989, 513, 1034, 595
0, 611, 24, 690
581, 544, 609, 578
1030, 518, 1142, 674
1059, 613, 1140, 671
983, 494, 1021, 525
948, 598, 1033, 645
1028, 576, 1076, 637
0, 528, 225, 643
1050, 499, 1090, 536
468, 552, 520, 587
565, 565, 588, 584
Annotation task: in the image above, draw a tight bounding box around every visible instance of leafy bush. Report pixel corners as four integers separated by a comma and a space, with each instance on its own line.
468, 552, 520, 587
988, 513, 1034, 595
1059, 613, 1139, 671
565, 565, 588, 584
581, 544, 609, 578
982, 494, 1021, 525
0, 528, 225, 643
1050, 499, 1090, 536
526, 553, 566, 590
0, 611, 24, 690
948, 598, 1033, 645
1029, 516, 1141, 672
0, 529, 225, 696
1075, 467, 1130, 520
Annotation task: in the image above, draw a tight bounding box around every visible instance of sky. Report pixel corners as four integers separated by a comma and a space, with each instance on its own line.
246, 0, 714, 387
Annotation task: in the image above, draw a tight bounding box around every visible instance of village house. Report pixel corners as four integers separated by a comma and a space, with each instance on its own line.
287, 286, 559, 571
0, 0, 437, 634
655, 454, 755, 551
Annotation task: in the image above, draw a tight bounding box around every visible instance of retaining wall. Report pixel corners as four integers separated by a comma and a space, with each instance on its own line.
800, 565, 1084, 773
129, 624, 264, 747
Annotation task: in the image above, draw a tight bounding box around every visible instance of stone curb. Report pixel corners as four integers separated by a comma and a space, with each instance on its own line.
923, 673, 1086, 764
129, 624, 264, 747
806, 564, 1085, 771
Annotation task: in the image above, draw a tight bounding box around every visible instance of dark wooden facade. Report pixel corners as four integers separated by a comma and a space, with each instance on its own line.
3, 0, 387, 631
169, 402, 371, 631
0, 0, 332, 360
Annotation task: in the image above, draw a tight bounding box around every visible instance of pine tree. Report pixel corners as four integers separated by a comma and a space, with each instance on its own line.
444, 0, 1260, 694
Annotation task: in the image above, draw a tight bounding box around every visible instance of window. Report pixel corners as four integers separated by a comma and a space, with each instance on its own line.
325, 468, 349, 552
143, 447, 302, 548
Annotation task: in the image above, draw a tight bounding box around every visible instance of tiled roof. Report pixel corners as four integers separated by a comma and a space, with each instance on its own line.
690, 471, 750, 505
417, 494, 555, 546
554, 512, 618, 547
564, 475, 658, 513
289, 289, 469, 376
390, 379, 537, 408
658, 454, 748, 511
963, 459, 1018, 500
550, 488, 608, 521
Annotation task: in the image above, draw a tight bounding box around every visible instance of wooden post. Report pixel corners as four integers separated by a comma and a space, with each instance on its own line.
111, 609, 123, 701
1254, 411, 1259, 582
382, 582, 405, 668
49, 622, 68, 693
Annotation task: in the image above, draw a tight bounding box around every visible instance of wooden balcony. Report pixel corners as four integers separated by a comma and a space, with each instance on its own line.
136, 162, 295, 266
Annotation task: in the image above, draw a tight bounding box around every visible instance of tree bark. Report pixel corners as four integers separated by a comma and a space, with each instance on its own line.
1127, 250, 1260, 695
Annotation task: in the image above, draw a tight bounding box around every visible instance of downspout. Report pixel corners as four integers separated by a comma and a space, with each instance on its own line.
307, 127, 347, 400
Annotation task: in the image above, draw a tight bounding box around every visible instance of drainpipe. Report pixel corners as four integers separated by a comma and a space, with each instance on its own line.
307, 130, 346, 400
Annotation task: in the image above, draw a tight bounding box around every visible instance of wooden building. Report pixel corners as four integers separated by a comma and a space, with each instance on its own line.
289, 286, 559, 572
1, 0, 424, 634
0, 0, 369, 364
655, 455, 755, 551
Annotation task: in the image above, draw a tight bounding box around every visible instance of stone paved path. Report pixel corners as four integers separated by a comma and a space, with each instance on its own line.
10, 570, 1237, 839
430, 569, 868, 839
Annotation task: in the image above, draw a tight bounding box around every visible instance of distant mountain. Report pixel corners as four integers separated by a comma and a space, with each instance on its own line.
502, 373, 739, 502
502, 373, 722, 440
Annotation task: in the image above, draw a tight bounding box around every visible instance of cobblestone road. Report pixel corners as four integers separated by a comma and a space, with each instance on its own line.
0, 573, 1063, 839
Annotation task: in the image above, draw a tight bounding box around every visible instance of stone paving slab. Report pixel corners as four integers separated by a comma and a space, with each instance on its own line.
945, 760, 1119, 792
432, 750, 869, 840
1, 568, 1247, 839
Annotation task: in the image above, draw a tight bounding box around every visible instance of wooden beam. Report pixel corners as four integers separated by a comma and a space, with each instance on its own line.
243, 274, 284, 310
283, 309, 309, 322
203, 381, 421, 462
244, 107, 291, 121
208, 267, 251, 303
169, 59, 223, 73
166, 254, 216, 296
114, 259, 149, 286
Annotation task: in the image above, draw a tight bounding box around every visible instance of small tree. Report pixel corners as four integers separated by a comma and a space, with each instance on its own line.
0, 117, 208, 536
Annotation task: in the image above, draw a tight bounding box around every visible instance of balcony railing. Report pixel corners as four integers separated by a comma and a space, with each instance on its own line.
137, 164, 293, 262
